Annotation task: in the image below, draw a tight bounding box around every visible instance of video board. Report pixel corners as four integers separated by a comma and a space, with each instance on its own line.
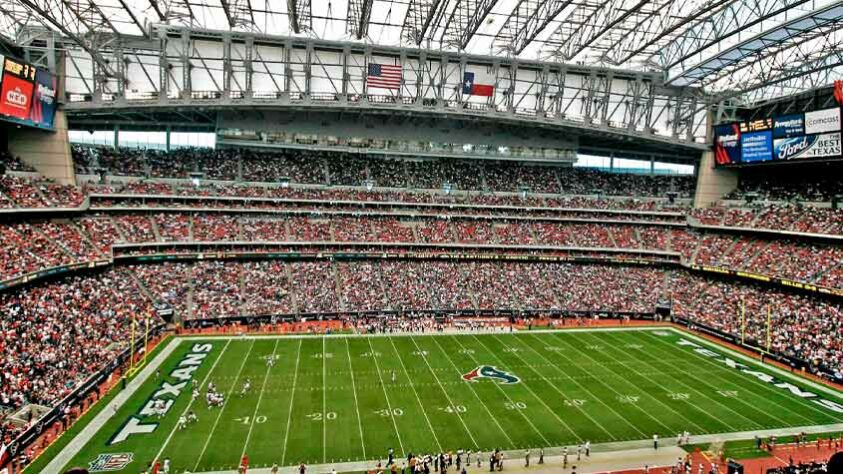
714, 107, 842, 166
0, 55, 57, 130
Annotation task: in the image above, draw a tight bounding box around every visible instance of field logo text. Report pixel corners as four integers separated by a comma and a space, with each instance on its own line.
109, 343, 214, 445
676, 338, 843, 413
462, 365, 520, 384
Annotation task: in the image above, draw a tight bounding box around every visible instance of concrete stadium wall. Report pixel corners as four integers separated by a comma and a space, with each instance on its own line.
217, 111, 579, 150
7, 110, 76, 185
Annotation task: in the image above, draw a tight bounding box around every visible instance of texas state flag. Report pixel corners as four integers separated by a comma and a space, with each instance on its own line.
463, 71, 494, 97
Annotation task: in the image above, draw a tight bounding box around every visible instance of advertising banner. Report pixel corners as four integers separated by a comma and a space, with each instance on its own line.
773, 132, 842, 161
714, 123, 741, 165
741, 130, 773, 163
29, 68, 57, 128
804, 108, 841, 134
772, 114, 804, 138
739, 118, 772, 133
0, 57, 35, 120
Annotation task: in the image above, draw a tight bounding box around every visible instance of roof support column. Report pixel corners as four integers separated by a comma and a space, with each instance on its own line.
600, 73, 612, 125
244, 36, 254, 99
181, 30, 191, 99
158, 29, 169, 103
115, 40, 125, 104
341, 45, 350, 102
415, 50, 426, 105
222, 33, 232, 99
283, 39, 292, 103
305, 41, 313, 101
437, 53, 447, 108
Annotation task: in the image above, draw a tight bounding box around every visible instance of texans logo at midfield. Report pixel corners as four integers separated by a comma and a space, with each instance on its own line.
462, 365, 520, 384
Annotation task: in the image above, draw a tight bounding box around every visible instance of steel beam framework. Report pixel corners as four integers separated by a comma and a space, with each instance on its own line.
51, 25, 707, 147
1, 0, 838, 114
442, 0, 499, 49
669, 3, 843, 86
494, 0, 572, 55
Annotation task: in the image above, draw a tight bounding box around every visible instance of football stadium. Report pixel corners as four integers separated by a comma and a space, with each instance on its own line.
0, 1, 841, 474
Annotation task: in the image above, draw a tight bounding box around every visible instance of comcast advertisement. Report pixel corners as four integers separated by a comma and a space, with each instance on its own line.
714, 106, 842, 166
0, 55, 57, 131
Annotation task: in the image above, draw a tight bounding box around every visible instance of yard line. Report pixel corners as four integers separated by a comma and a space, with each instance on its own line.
520, 333, 649, 438
385, 336, 443, 452
471, 334, 581, 443
281, 339, 304, 466
602, 331, 765, 430
428, 335, 515, 447
344, 338, 367, 460
365, 335, 406, 456
241, 339, 281, 458
551, 332, 705, 434
541, 332, 676, 435
152, 339, 232, 467
322, 337, 327, 463
500, 334, 618, 440
448, 335, 551, 446
643, 331, 826, 425
193, 339, 256, 471
406, 336, 479, 449
586, 331, 739, 431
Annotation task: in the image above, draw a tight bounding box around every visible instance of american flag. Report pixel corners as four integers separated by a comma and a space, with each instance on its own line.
367, 63, 402, 90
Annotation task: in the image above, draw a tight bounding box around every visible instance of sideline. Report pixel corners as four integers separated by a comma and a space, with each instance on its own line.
188, 421, 843, 474
44, 338, 183, 473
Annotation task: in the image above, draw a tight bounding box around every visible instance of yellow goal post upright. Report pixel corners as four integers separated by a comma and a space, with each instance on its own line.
126, 311, 152, 378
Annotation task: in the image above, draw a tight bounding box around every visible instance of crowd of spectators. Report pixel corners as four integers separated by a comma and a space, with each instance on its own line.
0, 268, 156, 439
89, 179, 686, 212
130, 260, 666, 317
73, 145, 695, 197
691, 204, 843, 235
125, 259, 843, 376
669, 271, 843, 378
726, 168, 843, 202
2, 211, 842, 294
0, 176, 84, 208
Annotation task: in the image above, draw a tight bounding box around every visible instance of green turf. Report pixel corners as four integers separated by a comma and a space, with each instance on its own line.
61, 328, 843, 473
23, 336, 173, 474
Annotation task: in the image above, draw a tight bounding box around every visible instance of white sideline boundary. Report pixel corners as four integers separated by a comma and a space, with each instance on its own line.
189, 421, 843, 474
43, 338, 183, 474
44, 326, 843, 473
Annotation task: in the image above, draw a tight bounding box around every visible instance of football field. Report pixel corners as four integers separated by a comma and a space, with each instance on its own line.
59, 328, 843, 473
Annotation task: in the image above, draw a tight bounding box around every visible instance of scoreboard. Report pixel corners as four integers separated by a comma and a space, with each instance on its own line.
714, 106, 842, 166
0, 55, 57, 131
